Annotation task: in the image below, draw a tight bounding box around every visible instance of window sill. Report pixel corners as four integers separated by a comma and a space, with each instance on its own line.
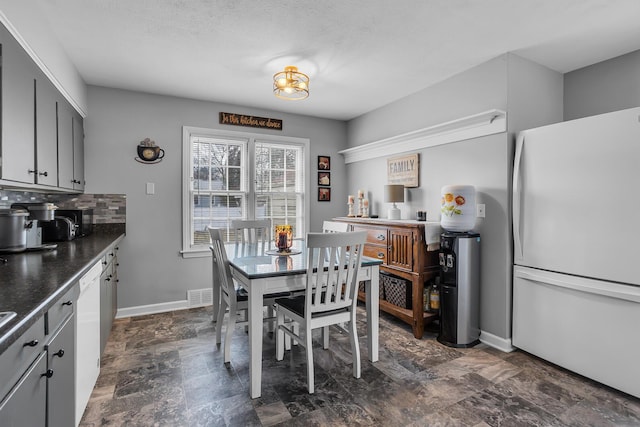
180, 249, 211, 259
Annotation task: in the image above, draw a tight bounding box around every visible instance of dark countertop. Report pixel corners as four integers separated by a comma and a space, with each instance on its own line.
0, 224, 125, 354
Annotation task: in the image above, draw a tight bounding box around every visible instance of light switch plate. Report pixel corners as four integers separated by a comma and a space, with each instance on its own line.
146, 182, 155, 195
476, 204, 485, 218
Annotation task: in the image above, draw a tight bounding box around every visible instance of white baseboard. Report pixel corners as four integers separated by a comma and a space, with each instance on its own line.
116, 299, 208, 319
479, 330, 516, 353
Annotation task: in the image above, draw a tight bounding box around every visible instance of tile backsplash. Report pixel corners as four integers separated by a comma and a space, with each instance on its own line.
0, 191, 126, 224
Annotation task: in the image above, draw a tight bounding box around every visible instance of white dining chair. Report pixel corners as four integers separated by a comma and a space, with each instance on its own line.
322, 220, 349, 233
274, 231, 367, 393
208, 227, 288, 364
320, 220, 350, 345
231, 219, 271, 245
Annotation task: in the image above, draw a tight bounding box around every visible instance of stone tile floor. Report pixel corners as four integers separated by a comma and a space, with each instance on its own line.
80, 305, 640, 426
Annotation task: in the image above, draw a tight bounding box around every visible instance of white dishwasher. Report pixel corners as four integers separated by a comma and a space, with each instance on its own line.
75, 260, 102, 426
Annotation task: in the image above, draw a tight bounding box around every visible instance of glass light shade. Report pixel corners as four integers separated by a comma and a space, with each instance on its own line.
274, 224, 293, 252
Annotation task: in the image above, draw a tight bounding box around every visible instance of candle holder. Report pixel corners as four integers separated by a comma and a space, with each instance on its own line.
274, 225, 293, 253
347, 202, 355, 217
362, 201, 369, 218
357, 195, 364, 217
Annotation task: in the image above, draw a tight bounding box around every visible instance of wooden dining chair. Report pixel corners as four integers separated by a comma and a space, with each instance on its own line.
274, 231, 367, 393
208, 227, 288, 364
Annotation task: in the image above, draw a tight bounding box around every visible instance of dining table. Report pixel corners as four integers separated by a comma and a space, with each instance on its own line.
213, 239, 383, 399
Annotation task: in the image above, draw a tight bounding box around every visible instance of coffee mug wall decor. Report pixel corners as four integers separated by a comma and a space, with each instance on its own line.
135, 138, 165, 163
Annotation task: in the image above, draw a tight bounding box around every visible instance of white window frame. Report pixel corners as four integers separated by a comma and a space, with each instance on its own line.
181, 126, 310, 257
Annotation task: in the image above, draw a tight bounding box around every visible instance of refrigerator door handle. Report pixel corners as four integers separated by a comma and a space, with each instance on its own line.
512, 133, 525, 260
516, 268, 640, 303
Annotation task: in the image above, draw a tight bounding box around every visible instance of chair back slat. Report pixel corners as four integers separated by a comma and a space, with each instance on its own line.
208, 227, 235, 301
322, 220, 350, 233
305, 231, 366, 315
231, 219, 271, 245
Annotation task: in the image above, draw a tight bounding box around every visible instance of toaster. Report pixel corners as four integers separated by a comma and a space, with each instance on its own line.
42, 216, 77, 242
56, 208, 93, 237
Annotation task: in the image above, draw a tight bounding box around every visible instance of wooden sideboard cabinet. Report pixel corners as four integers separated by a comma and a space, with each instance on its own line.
334, 217, 441, 338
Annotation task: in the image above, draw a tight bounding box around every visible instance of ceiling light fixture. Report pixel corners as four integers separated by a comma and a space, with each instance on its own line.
273, 66, 309, 101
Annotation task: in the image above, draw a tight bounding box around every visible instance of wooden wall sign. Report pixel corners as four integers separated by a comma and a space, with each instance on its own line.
219, 112, 283, 130
387, 153, 419, 187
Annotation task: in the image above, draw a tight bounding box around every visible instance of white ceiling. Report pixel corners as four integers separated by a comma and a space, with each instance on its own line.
36, 0, 640, 121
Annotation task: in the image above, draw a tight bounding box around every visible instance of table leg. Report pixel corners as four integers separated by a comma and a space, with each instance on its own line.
366, 265, 379, 362
248, 283, 264, 398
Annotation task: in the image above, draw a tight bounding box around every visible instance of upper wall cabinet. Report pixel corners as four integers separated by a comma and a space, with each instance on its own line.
58, 100, 85, 191
0, 22, 84, 192
35, 69, 59, 187
0, 24, 36, 184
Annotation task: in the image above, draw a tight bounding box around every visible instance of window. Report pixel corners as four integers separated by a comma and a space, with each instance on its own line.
182, 126, 309, 256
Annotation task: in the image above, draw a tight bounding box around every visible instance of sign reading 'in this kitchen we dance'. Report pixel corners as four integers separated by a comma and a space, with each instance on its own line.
219, 112, 283, 130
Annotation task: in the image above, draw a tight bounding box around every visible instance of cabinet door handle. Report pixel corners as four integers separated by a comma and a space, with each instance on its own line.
62, 300, 73, 306
28, 169, 37, 175
38, 171, 48, 177
376, 234, 385, 241
53, 349, 65, 358
377, 252, 385, 259
41, 369, 54, 378
23, 339, 39, 347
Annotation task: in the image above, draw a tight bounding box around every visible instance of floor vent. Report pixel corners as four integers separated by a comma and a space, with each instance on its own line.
187, 288, 213, 308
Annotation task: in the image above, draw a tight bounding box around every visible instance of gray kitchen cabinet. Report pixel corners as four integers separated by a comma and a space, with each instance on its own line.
100, 245, 119, 355
0, 351, 47, 426
35, 69, 59, 187
46, 314, 75, 427
72, 112, 85, 191
57, 100, 75, 190
0, 316, 47, 427
58, 100, 85, 191
0, 24, 36, 184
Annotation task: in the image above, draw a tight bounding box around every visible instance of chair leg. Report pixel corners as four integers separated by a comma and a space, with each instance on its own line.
215, 299, 227, 345
224, 305, 238, 364
276, 309, 285, 361
305, 328, 315, 394
348, 317, 361, 379
267, 305, 275, 332
322, 326, 329, 349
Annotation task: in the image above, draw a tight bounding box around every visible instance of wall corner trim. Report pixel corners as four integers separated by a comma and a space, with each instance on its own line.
339, 109, 507, 164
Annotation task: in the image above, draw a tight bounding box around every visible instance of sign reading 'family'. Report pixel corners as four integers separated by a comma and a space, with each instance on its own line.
387, 153, 419, 187
219, 112, 283, 130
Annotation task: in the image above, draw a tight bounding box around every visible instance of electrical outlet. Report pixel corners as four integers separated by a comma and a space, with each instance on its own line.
476, 204, 485, 218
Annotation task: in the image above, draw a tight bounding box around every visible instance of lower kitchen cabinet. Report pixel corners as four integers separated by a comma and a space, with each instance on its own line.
46, 314, 75, 427
0, 351, 47, 426
100, 245, 119, 355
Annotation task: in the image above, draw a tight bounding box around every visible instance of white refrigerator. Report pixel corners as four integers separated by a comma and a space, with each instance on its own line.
512, 106, 640, 398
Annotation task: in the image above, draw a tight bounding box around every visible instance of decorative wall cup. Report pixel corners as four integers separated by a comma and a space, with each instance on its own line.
440, 184, 476, 232
137, 145, 165, 162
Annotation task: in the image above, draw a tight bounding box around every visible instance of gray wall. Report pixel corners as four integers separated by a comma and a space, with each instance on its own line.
564, 49, 640, 121
84, 86, 347, 310
345, 54, 562, 345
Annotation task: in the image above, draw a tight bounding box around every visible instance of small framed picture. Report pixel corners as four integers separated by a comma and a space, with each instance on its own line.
318, 155, 330, 170
318, 187, 331, 201
318, 172, 331, 186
